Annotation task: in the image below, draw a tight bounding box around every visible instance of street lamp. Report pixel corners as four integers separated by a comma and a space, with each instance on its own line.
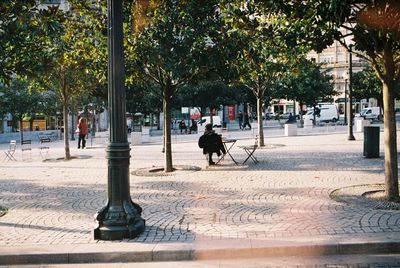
347, 45, 355, 141
94, 0, 145, 240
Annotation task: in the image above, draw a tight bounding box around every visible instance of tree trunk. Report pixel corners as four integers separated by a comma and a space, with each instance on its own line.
382, 81, 399, 200
209, 106, 214, 127
19, 117, 24, 143
162, 124, 165, 153
63, 99, 71, 159
312, 105, 317, 125
11, 117, 17, 132
157, 112, 161, 130
299, 101, 304, 127
257, 97, 264, 147
29, 117, 34, 131
163, 85, 173, 172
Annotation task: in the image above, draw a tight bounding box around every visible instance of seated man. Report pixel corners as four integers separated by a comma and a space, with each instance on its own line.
286, 113, 296, 123
198, 124, 226, 165
179, 120, 187, 134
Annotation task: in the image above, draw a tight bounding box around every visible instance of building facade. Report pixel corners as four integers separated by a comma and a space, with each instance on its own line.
307, 37, 369, 115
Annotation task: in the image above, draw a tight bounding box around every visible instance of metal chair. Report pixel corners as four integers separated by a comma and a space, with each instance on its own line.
39, 137, 51, 159
241, 135, 259, 164
4, 140, 17, 161
21, 139, 32, 161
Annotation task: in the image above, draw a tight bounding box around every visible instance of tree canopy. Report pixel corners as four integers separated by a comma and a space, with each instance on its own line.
262, 0, 400, 200
282, 57, 336, 109
130, 0, 222, 172
220, 1, 310, 146
0, 78, 42, 140
352, 65, 382, 105
0, 1, 63, 83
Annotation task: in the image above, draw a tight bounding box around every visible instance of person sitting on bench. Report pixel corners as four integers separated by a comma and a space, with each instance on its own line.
179, 119, 187, 134
198, 123, 226, 165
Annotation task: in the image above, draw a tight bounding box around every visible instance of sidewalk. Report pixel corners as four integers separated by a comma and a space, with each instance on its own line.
0, 125, 399, 265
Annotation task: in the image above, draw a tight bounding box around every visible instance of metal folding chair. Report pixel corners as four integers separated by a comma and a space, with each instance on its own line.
39, 137, 51, 159
4, 140, 17, 161
242, 135, 259, 164
21, 139, 32, 161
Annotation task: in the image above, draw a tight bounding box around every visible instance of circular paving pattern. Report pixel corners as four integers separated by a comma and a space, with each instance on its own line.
132, 165, 202, 177
0, 206, 7, 217
330, 184, 400, 210
1, 133, 400, 246
43, 156, 96, 163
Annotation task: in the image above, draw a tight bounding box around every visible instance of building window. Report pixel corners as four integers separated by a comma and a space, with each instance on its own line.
320, 56, 334, 64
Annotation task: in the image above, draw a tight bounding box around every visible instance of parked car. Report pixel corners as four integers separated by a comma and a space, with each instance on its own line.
279, 112, 293, 120
356, 107, 383, 121
265, 111, 276, 120
303, 103, 339, 123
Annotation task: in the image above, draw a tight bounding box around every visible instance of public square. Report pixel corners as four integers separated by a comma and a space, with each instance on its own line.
1, 123, 400, 267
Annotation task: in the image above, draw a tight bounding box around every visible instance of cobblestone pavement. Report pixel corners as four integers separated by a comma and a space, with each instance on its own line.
0, 127, 399, 262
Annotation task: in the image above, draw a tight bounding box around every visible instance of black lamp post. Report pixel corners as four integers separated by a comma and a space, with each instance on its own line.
347, 45, 355, 141
94, 0, 145, 240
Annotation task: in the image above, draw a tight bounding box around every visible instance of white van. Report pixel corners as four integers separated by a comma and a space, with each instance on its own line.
357, 107, 383, 121
197, 116, 222, 132
303, 103, 339, 123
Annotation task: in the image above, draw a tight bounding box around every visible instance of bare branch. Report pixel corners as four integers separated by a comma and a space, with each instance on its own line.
143, 66, 161, 85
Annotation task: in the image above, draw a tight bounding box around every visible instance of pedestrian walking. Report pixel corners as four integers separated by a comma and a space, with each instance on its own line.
76, 117, 89, 149
238, 110, 243, 130
243, 111, 251, 130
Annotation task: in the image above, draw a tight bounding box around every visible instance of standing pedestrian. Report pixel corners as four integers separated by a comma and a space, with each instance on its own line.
77, 117, 89, 149
238, 110, 243, 130
243, 111, 251, 130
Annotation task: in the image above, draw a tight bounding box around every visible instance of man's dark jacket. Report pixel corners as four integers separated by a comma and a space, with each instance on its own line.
198, 132, 226, 156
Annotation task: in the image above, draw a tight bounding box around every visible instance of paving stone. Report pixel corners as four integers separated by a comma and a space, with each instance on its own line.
0, 127, 400, 265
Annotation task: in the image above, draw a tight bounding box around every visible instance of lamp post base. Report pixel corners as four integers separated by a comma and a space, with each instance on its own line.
94, 200, 145, 240
348, 134, 356, 141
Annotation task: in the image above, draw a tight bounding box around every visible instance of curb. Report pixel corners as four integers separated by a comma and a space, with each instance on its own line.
1, 238, 400, 265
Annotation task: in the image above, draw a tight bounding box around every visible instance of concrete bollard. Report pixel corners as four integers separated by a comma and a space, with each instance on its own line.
131, 131, 142, 145
303, 118, 313, 128
142, 128, 150, 143
355, 118, 370, 132
284, 123, 297, 136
